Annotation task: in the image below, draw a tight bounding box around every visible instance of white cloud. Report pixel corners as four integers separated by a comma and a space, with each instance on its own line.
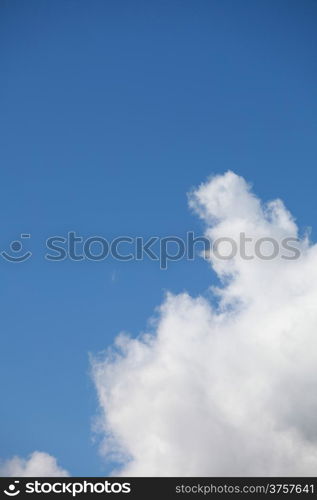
0, 452, 69, 477
92, 171, 317, 476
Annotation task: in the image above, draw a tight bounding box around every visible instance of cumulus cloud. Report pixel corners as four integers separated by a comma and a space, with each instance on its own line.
0, 452, 69, 477
92, 171, 317, 476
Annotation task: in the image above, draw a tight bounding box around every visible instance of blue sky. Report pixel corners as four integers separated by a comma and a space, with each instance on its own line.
1, 0, 316, 476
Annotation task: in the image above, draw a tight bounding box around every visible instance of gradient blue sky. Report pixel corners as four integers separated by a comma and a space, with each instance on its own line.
1, 0, 316, 476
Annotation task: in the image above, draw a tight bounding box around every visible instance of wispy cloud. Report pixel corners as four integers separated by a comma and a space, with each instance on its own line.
0, 452, 69, 477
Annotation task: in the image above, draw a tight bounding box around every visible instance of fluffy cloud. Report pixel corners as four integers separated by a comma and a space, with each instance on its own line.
92, 171, 317, 476
0, 452, 69, 477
